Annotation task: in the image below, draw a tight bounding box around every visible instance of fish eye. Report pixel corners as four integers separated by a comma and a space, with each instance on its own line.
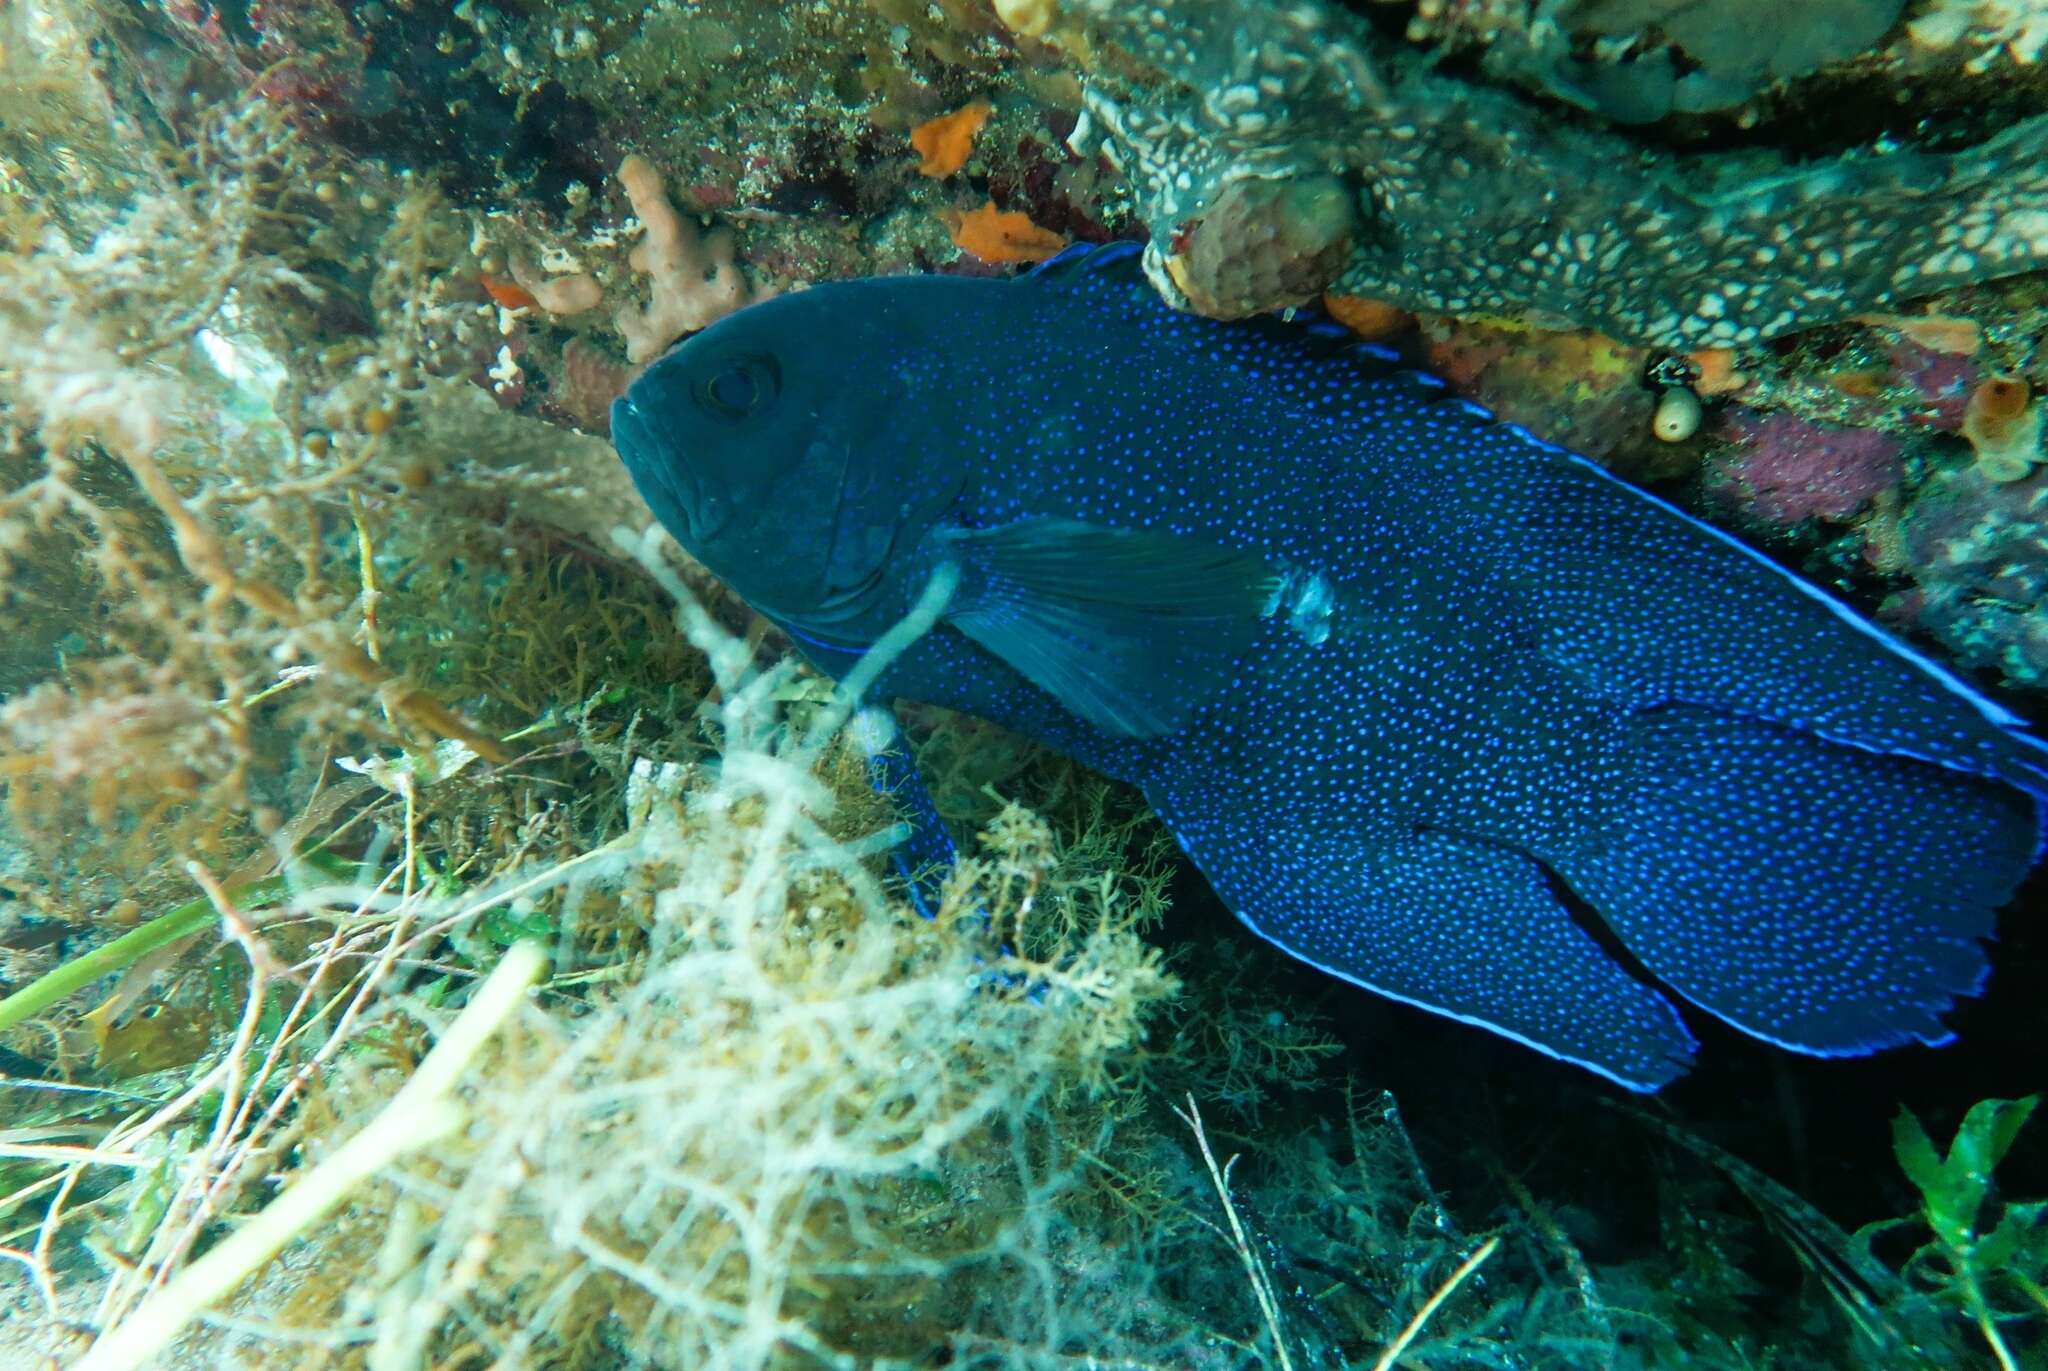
694, 353, 780, 418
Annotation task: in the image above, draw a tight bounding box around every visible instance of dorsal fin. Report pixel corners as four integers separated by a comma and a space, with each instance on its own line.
1022, 238, 1144, 281
1231, 302, 1532, 446
1022, 241, 1537, 454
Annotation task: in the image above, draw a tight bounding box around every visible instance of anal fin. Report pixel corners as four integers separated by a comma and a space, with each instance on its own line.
1151, 800, 1699, 1090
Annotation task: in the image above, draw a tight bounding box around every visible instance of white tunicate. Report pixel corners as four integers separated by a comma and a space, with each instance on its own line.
1652, 386, 1704, 442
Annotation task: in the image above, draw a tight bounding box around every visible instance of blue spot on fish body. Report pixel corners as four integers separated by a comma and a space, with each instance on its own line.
611, 245, 2046, 1091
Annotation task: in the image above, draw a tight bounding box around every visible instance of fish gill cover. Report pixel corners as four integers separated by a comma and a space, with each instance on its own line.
0, 1, 2045, 1369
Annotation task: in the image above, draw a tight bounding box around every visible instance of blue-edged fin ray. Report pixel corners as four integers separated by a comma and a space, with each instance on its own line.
1561, 704, 2037, 1055
932, 518, 1280, 739
849, 706, 958, 920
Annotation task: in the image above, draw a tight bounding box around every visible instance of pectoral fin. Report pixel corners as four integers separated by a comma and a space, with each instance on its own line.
932, 518, 1279, 739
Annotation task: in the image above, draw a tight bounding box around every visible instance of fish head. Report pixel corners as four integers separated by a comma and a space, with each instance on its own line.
610, 284, 964, 641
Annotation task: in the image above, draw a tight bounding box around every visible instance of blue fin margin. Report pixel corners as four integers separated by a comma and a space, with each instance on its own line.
1023, 238, 1144, 279
850, 706, 958, 920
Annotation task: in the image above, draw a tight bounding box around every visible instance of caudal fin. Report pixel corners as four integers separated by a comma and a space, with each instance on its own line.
1562, 705, 2039, 1056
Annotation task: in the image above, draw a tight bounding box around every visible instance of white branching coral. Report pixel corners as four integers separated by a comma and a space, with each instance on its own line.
614, 154, 770, 363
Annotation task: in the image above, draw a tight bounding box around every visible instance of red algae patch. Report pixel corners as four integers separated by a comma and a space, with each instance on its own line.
1714, 409, 1902, 525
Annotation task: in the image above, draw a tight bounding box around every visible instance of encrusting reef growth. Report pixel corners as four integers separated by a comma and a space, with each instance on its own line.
1, 1, 2045, 1367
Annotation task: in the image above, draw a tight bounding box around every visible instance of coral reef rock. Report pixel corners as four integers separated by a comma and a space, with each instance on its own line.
1058, 0, 2048, 348
1712, 409, 1904, 525
1893, 468, 2048, 687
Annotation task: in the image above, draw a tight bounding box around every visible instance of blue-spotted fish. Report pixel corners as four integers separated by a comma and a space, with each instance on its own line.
610, 242, 2045, 1090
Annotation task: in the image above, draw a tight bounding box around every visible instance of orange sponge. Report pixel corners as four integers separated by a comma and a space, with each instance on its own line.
942, 200, 1067, 264
911, 101, 992, 178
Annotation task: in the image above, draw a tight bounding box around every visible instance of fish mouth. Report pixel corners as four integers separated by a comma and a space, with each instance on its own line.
609, 393, 648, 461
612, 395, 718, 544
